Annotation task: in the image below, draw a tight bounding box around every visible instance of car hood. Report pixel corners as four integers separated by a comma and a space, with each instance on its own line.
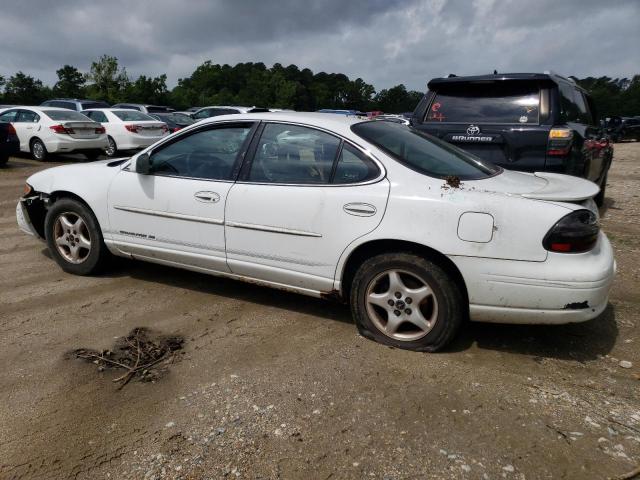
26, 158, 129, 194
465, 170, 599, 202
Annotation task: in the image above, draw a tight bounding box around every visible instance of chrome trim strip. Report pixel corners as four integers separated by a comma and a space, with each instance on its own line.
226, 221, 322, 238
113, 205, 224, 225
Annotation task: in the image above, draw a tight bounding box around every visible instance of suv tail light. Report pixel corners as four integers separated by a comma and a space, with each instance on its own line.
125, 124, 140, 133
50, 124, 75, 134
543, 209, 599, 253
547, 127, 573, 156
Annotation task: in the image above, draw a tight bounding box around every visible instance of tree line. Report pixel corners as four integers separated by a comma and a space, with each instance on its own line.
0, 54, 638, 117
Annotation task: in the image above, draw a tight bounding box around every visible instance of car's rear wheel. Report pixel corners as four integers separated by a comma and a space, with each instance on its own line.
105, 136, 117, 157
30, 138, 48, 161
44, 198, 110, 275
350, 253, 464, 352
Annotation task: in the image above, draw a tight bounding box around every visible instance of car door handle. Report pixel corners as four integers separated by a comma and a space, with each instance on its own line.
194, 191, 220, 203
343, 203, 377, 217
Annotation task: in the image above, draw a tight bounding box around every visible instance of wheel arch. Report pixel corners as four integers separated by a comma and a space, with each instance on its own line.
27, 190, 102, 239
338, 239, 469, 307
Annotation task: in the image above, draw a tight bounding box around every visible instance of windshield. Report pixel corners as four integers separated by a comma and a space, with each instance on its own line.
426, 82, 540, 125
352, 121, 501, 179
44, 110, 93, 121
113, 110, 156, 121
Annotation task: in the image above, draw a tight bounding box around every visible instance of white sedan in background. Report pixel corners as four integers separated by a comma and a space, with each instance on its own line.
16, 113, 615, 352
82, 109, 169, 157
0, 107, 107, 160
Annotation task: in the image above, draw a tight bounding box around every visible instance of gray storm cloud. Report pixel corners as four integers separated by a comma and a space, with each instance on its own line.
0, 0, 638, 90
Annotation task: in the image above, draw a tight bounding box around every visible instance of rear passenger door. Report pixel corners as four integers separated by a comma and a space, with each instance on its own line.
13, 110, 41, 150
224, 122, 389, 292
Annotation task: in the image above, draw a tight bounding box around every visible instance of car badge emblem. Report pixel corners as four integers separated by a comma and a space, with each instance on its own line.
467, 125, 480, 135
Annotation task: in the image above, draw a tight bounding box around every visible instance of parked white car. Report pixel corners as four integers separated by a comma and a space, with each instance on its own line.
16, 113, 615, 351
81, 109, 169, 157
0, 107, 107, 160
192, 105, 269, 121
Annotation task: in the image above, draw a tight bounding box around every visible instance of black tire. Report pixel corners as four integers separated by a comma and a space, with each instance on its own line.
44, 198, 111, 275
30, 138, 48, 161
594, 171, 608, 207
85, 150, 102, 161
350, 253, 464, 352
105, 136, 117, 157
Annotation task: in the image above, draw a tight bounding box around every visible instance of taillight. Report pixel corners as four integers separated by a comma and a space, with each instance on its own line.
95, 126, 106, 134
547, 127, 573, 156
50, 124, 74, 134
172, 127, 181, 133
162, 124, 169, 133
7, 123, 17, 135
125, 124, 140, 133
543, 209, 599, 253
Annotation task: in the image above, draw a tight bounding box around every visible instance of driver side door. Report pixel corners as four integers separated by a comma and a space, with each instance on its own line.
107, 121, 256, 272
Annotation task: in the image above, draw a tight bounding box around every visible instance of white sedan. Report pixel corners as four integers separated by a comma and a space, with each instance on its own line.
0, 107, 107, 160
81, 108, 169, 157
16, 113, 616, 351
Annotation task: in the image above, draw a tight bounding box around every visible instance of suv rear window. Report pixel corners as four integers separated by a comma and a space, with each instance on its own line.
353, 121, 500, 180
425, 82, 540, 125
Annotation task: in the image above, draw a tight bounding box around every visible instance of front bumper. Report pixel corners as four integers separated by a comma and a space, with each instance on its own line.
451, 232, 616, 324
16, 200, 40, 238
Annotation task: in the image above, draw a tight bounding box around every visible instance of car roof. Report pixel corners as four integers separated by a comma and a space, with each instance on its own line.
428, 72, 585, 92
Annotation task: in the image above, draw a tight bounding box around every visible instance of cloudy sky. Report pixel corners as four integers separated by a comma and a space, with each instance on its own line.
1, 0, 638, 91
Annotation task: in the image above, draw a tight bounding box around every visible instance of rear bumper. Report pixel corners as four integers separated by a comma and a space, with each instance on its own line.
47, 135, 109, 153
451, 232, 616, 324
116, 134, 167, 150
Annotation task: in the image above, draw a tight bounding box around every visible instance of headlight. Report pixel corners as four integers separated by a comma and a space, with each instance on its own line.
23, 183, 33, 196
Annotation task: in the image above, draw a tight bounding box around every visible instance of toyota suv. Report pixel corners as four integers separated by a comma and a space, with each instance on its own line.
411, 72, 613, 206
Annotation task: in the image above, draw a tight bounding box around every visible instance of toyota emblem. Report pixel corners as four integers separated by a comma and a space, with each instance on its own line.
467, 125, 480, 135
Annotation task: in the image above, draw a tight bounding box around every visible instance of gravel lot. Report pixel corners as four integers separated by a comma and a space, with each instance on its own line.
1, 144, 639, 480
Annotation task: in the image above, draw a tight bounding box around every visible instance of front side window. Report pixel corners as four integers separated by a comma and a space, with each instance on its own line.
425, 83, 540, 125
0, 110, 18, 122
353, 121, 500, 180
149, 124, 253, 180
248, 123, 340, 184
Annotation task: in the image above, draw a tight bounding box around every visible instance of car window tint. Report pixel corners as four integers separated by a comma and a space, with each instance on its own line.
426, 83, 540, 124
332, 143, 380, 184
81, 102, 109, 110
113, 110, 155, 121
16, 110, 40, 123
248, 123, 340, 184
84, 111, 108, 122
353, 121, 500, 180
150, 125, 252, 180
559, 83, 590, 123
44, 110, 92, 121
0, 110, 18, 122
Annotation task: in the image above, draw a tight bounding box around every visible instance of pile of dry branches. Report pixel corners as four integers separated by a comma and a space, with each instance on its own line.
70, 327, 184, 389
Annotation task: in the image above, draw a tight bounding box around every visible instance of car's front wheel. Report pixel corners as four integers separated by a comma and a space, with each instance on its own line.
30, 138, 48, 161
350, 253, 464, 352
44, 198, 110, 275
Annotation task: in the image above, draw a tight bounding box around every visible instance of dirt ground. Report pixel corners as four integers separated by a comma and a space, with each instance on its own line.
1, 143, 639, 480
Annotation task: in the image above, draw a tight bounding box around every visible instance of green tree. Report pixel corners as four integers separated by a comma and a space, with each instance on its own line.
125, 74, 169, 104
85, 55, 129, 103
53, 65, 86, 98
3, 72, 50, 105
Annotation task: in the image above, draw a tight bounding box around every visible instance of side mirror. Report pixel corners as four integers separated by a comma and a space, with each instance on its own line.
135, 153, 152, 174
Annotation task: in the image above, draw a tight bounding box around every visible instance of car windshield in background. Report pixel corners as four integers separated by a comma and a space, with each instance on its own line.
44, 110, 93, 121
81, 102, 109, 110
426, 83, 540, 124
352, 121, 501, 180
113, 111, 156, 121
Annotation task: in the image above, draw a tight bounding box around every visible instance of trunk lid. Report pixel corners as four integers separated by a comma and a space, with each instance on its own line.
124, 121, 166, 137
64, 121, 101, 139
466, 170, 599, 202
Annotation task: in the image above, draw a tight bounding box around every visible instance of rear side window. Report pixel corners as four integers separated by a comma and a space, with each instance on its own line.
113, 111, 155, 121
559, 84, 591, 124
425, 83, 540, 124
84, 111, 108, 122
16, 110, 40, 123
81, 101, 109, 110
248, 123, 340, 184
353, 121, 500, 180
44, 110, 92, 121
333, 143, 380, 184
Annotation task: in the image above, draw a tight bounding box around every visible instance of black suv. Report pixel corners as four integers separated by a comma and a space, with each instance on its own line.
605, 116, 640, 142
411, 72, 613, 205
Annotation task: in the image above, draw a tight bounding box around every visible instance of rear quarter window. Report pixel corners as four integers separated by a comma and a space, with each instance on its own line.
425, 83, 540, 125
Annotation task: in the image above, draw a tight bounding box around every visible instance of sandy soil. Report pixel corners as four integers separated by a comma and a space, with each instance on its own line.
1, 144, 639, 480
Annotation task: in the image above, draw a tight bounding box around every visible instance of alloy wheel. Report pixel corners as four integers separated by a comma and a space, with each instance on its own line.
53, 212, 92, 264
